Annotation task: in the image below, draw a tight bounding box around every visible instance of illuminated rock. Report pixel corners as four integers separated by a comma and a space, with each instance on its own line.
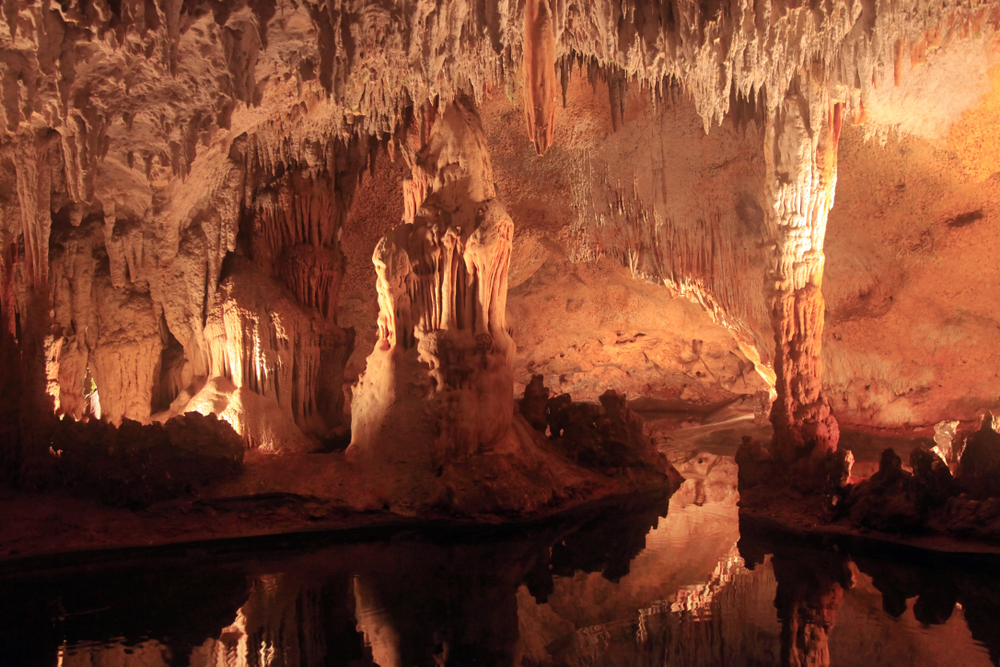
764, 66, 843, 464
956, 417, 1000, 500
349, 97, 521, 467
524, 0, 558, 155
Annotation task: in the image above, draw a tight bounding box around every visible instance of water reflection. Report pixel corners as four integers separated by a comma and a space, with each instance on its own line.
2, 472, 999, 666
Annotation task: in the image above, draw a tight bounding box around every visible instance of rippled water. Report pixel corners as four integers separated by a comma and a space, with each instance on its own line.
1, 474, 998, 667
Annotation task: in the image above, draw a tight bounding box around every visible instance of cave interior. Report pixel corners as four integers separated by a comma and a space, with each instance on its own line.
3, 0, 1000, 665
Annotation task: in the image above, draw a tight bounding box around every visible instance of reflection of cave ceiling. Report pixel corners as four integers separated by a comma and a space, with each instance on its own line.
1, 0, 998, 448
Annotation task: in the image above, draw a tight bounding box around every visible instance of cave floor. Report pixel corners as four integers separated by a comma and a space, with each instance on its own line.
0, 440, 674, 567
0, 403, 981, 567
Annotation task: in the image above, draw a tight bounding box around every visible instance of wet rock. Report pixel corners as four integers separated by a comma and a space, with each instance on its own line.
823, 448, 855, 491
956, 418, 1000, 500
910, 444, 955, 509
819, 448, 855, 521
546, 393, 574, 439
735, 436, 775, 491
872, 448, 907, 489
547, 390, 670, 475
848, 449, 924, 533
940, 494, 1000, 541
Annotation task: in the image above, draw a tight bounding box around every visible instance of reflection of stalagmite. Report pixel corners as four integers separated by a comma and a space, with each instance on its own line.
192, 573, 356, 667
771, 550, 853, 667
354, 576, 403, 667
764, 66, 843, 463
349, 97, 519, 467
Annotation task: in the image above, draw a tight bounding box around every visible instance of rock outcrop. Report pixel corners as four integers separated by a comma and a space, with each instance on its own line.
46, 412, 244, 507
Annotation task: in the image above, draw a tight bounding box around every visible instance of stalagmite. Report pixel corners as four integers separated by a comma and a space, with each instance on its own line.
764, 66, 842, 464
349, 96, 519, 467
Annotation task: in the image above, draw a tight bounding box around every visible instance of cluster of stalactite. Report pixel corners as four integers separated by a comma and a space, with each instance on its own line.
0, 125, 373, 458
577, 133, 774, 382
1, 0, 991, 167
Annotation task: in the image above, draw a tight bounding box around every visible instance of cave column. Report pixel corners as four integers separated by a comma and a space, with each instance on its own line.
764, 67, 843, 463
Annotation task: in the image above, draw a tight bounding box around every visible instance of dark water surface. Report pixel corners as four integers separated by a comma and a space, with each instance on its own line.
1, 479, 998, 667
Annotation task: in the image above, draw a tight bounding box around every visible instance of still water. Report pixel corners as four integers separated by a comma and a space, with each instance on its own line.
1, 465, 998, 667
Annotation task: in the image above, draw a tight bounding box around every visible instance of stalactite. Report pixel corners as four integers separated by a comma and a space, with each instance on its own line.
244, 167, 351, 323
523, 0, 558, 155
14, 136, 53, 288
608, 70, 627, 132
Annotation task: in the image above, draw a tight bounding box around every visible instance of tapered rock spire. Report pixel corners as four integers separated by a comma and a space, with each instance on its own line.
524, 0, 558, 155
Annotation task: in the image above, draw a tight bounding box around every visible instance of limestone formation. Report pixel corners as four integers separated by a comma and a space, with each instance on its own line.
349, 96, 520, 467
764, 66, 843, 462
523, 0, 558, 155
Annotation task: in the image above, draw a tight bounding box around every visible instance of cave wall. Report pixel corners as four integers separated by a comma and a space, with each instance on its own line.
824, 63, 1000, 431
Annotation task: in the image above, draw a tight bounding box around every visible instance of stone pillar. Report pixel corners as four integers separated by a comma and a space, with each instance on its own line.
348, 97, 518, 469
764, 66, 843, 465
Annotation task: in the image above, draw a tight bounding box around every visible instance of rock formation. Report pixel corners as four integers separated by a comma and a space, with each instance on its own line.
764, 66, 843, 464
523, 0, 558, 155
348, 96, 520, 468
